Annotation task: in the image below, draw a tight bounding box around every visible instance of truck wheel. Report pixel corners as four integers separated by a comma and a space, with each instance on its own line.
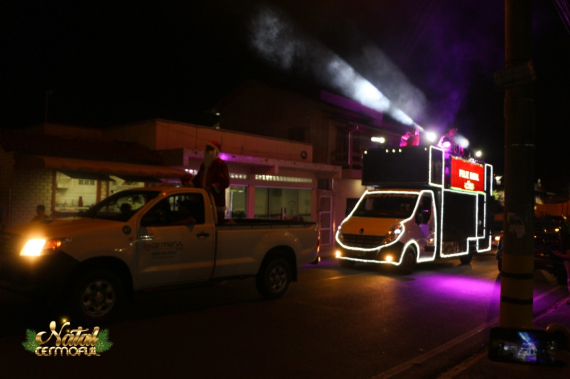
399, 247, 416, 274
338, 259, 356, 268
256, 258, 292, 300
70, 270, 124, 324
459, 253, 473, 265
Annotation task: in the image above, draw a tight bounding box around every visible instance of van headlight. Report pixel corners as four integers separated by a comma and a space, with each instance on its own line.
20, 238, 71, 256
385, 224, 403, 243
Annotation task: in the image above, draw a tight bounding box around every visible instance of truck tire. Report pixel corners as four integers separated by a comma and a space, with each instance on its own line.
399, 247, 416, 274
256, 258, 292, 300
338, 259, 356, 268
459, 253, 473, 265
70, 269, 124, 324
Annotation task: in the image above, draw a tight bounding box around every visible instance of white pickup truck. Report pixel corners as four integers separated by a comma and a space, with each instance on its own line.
0, 187, 319, 323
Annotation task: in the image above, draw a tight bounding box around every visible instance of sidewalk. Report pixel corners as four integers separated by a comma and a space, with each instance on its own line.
441, 296, 570, 379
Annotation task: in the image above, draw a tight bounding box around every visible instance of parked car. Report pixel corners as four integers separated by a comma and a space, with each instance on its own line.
496, 217, 569, 285
491, 220, 503, 248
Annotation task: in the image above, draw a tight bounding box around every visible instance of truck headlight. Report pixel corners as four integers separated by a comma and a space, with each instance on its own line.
20, 238, 71, 256
385, 224, 403, 243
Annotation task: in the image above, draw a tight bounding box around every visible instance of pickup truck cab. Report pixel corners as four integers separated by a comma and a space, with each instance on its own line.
0, 186, 319, 323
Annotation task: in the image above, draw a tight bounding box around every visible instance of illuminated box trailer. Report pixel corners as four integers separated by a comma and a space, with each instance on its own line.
335, 146, 493, 273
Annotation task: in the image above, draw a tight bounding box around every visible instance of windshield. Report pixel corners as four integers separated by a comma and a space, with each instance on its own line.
353, 193, 419, 219
80, 190, 161, 221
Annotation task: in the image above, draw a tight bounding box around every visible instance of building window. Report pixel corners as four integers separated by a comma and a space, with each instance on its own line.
226, 186, 247, 219
288, 127, 310, 143
254, 188, 311, 221
254, 175, 312, 183
55, 172, 98, 212
318, 178, 332, 190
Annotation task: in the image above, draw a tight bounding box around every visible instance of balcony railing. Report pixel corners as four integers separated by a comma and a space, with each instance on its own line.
330, 150, 363, 169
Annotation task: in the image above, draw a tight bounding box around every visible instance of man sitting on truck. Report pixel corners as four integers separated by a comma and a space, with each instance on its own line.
192, 140, 230, 223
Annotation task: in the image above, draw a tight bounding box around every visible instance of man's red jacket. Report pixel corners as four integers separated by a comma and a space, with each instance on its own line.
192, 158, 230, 209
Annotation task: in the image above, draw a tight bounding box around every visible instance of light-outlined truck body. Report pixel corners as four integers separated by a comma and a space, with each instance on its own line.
335, 145, 493, 273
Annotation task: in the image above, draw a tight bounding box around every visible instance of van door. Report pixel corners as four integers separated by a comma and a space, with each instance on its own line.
136, 192, 215, 288
415, 192, 437, 261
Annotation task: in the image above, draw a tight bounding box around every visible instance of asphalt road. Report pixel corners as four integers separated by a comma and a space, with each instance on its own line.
0, 252, 567, 378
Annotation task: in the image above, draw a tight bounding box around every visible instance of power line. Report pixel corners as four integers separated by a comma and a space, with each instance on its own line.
554, 0, 570, 36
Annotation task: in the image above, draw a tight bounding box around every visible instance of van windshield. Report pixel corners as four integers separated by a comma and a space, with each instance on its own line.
352, 193, 418, 218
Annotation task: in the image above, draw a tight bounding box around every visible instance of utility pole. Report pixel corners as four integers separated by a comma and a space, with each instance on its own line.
495, 0, 536, 327
44, 90, 53, 123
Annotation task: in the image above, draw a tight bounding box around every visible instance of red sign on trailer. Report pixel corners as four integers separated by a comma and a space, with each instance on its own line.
450, 156, 485, 192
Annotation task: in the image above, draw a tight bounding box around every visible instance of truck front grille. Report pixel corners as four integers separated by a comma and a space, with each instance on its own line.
0, 233, 24, 256
341, 234, 385, 249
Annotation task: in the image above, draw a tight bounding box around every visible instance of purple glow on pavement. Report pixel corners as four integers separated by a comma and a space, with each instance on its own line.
420, 273, 500, 301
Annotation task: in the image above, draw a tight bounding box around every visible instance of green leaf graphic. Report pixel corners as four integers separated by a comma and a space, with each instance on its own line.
22, 329, 40, 353
94, 329, 113, 353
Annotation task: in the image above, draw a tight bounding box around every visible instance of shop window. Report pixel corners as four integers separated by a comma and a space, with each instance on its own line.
254, 188, 269, 219
55, 172, 98, 213
226, 186, 247, 219
254, 188, 311, 221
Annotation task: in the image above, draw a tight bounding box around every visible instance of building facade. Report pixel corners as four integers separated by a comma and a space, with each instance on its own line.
105, 119, 341, 245
213, 80, 407, 245
0, 121, 340, 245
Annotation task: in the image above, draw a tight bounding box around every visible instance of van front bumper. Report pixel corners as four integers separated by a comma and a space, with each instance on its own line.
335, 242, 404, 263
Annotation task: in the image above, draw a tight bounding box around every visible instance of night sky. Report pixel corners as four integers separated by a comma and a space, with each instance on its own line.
2, 1, 569, 190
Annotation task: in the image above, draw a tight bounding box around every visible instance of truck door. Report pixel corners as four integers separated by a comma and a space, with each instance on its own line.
136, 192, 215, 288
415, 192, 437, 261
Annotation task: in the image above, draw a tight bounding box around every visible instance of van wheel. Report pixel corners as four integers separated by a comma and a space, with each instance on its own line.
459, 253, 473, 265
70, 270, 124, 324
338, 259, 356, 268
256, 258, 292, 299
459, 252, 473, 265
399, 247, 416, 274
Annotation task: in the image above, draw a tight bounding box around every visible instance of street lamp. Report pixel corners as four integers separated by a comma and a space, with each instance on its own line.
44, 90, 53, 123
475, 150, 482, 158
371, 136, 385, 144
425, 132, 437, 143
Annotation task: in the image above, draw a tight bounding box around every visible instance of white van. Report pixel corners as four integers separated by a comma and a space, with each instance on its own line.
335, 146, 493, 273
